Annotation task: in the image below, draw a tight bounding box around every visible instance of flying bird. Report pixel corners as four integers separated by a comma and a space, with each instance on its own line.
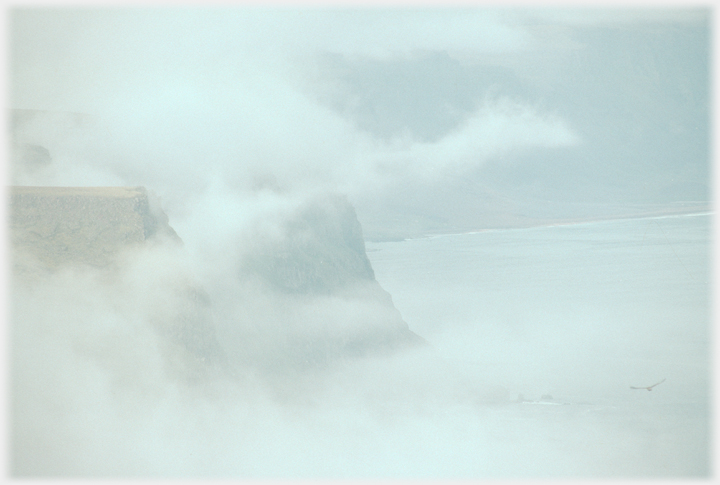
630, 378, 666, 391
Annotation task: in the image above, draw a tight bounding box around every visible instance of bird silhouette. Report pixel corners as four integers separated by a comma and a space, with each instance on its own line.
630, 378, 666, 391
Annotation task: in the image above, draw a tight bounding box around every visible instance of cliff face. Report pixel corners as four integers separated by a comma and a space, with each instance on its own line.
242, 194, 375, 294
10, 186, 179, 270
10, 187, 424, 381
235, 194, 425, 371
10, 186, 223, 376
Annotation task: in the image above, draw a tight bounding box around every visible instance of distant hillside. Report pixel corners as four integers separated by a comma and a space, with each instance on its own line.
354, 182, 712, 242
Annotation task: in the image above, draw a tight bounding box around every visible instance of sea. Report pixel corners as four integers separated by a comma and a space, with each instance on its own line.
12, 211, 712, 478
365, 212, 712, 477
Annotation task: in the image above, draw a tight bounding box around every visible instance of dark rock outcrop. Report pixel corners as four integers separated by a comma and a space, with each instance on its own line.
241, 194, 376, 294
237, 194, 426, 370
11, 143, 52, 174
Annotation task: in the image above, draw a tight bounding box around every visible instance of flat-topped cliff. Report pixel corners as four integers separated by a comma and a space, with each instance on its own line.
10, 186, 179, 270
10, 187, 424, 380
10, 186, 223, 375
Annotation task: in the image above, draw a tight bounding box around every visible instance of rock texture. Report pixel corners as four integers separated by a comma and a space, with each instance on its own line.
242, 194, 376, 294
10, 187, 425, 378
10, 186, 224, 374
237, 194, 426, 370
10, 186, 179, 270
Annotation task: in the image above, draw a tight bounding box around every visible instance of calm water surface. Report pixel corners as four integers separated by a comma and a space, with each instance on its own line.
366, 213, 711, 477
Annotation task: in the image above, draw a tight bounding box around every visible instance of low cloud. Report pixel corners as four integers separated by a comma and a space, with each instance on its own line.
368, 96, 580, 184
10, 8, 582, 204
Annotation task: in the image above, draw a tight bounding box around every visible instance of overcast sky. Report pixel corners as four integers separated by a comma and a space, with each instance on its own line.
9, 7, 711, 237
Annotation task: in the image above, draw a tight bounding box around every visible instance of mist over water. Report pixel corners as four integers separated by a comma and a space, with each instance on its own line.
367, 214, 710, 402
11, 212, 710, 478
367, 214, 710, 477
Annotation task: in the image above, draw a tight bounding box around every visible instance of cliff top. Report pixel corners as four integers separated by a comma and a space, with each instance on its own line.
10, 185, 178, 271
12, 186, 145, 198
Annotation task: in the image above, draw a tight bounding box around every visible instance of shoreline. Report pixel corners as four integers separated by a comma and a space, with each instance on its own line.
381, 208, 713, 242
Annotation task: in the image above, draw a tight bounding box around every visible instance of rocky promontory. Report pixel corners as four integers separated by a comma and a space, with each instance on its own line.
10, 186, 179, 270
10, 186, 425, 379
10, 185, 224, 375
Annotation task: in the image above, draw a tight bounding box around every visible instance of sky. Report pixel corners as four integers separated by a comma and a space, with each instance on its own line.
8, 6, 711, 238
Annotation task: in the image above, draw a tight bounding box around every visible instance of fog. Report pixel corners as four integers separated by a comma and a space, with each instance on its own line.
8, 7, 712, 478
